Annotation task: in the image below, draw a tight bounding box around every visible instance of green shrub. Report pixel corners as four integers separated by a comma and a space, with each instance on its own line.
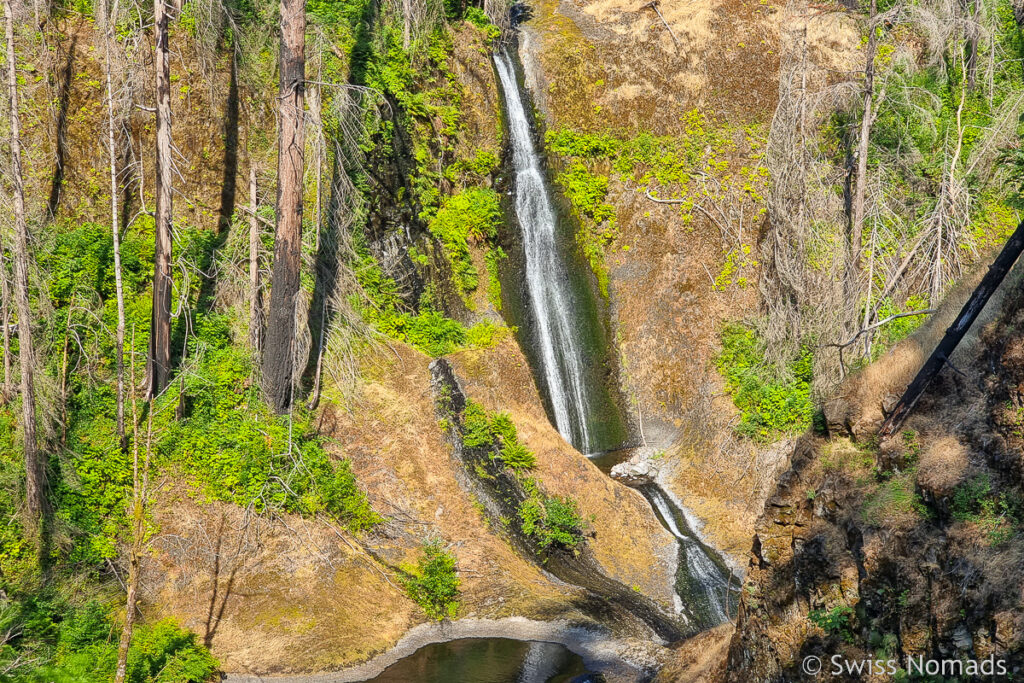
951, 474, 1020, 545
715, 324, 814, 440
11, 599, 217, 683
809, 605, 856, 644
427, 188, 502, 295
499, 441, 537, 471
462, 401, 493, 448
403, 540, 460, 620
518, 483, 584, 551
460, 402, 536, 471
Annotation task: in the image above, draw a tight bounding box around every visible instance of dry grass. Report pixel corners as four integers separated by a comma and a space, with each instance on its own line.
654, 623, 733, 682
448, 336, 680, 608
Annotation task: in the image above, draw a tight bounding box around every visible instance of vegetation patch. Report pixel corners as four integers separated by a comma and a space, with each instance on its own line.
518, 478, 584, 551
951, 474, 1021, 545
545, 111, 742, 296
402, 540, 461, 620
4, 597, 217, 683
809, 605, 856, 644
427, 188, 502, 296
715, 324, 814, 440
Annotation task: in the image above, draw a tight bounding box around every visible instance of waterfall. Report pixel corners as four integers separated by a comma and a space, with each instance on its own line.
493, 43, 736, 630
644, 486, 731, 625
494, 48, 593, 453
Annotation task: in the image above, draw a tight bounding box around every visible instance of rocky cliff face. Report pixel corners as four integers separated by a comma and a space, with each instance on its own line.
515, 0, 860, 562
724, 271, 1024, 681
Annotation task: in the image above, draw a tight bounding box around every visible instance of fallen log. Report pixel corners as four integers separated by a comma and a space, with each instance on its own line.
878, 219, 1024, 438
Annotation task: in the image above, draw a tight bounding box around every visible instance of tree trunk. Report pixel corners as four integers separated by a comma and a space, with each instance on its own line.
104, 0, 127, 450
850, 0, 877, 274
5, 0, 43, 529
114, 349, 152, 683
148, 0, 173, 398
403, 0, 411, 49
263, 0, 305, 413
249, 166, 263, 352
113, 546, 139, 683
966, 0, 979, 91
879, 220, 1024, 438
0, 238, 11, 402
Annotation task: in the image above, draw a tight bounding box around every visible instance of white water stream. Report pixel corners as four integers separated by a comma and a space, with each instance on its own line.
494, 47, 593, 453
493, 44, 735, 629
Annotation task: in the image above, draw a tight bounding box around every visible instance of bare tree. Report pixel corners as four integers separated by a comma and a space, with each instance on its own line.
850, 0, 880, 275
0, 238, 11, 401
102, 0, 128, 449
248, 166, 263, 351
263, 0, 306, 413
4, 0, 43, 531
148, 0, 173, 397
114, 334, 153, 683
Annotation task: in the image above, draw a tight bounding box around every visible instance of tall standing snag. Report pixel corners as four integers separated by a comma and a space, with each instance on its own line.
850, 0, 878, 274
103, 0, 127, 449
263, 0, 305, 413
249, 166, 263, 352
148, 0, 173, 397
879, 220, 1024, 438
5, 0, 44, 529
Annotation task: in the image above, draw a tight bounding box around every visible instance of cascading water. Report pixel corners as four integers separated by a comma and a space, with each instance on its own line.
494, 47, 593, 453
493, 42, 737, 631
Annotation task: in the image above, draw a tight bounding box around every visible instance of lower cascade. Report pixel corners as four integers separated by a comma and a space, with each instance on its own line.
493, 43, 738, 630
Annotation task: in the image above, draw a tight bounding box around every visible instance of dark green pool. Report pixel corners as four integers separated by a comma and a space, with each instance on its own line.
363, 637, 602, 682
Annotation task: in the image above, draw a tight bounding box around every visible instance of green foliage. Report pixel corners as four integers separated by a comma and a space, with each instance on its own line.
428, 188, 502, 295
460, 401, 536, 471
354, 253, 508, 356
861, 473, 928, 527
951, 474, 1020, 545
2, 596, 217, 683
155, 347, 379, 528
715, 324, 814, 440
518, 482, 584, 551
463, 7, 501, 42
402, 540, 460, 620
462, 401, 493, 448
484, 247, 505, 311
809, 605, 856, 644
446, 149, 500, 182
546, 112, 739, 294
555, 161, 617, 296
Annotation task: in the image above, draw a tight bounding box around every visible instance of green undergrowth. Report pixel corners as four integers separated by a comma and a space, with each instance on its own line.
455, 399, 583, 553
545, 112, 760, 295
427, 188, 502, 297
0, 592, 217, 683
715, 324, 815, 440
354, 250, 509, 356
518, 477, 584, 551
952, 474, 1022, 545
401, 539, 461, 620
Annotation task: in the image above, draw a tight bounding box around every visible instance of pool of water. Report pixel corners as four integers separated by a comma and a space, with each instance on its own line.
362, 637, 602, 683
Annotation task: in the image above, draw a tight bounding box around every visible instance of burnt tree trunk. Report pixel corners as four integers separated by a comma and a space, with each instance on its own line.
148, 0, 173, 397
263, 0, 305, 413
5, 0, 43, 529
879, 220, 1024, 438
